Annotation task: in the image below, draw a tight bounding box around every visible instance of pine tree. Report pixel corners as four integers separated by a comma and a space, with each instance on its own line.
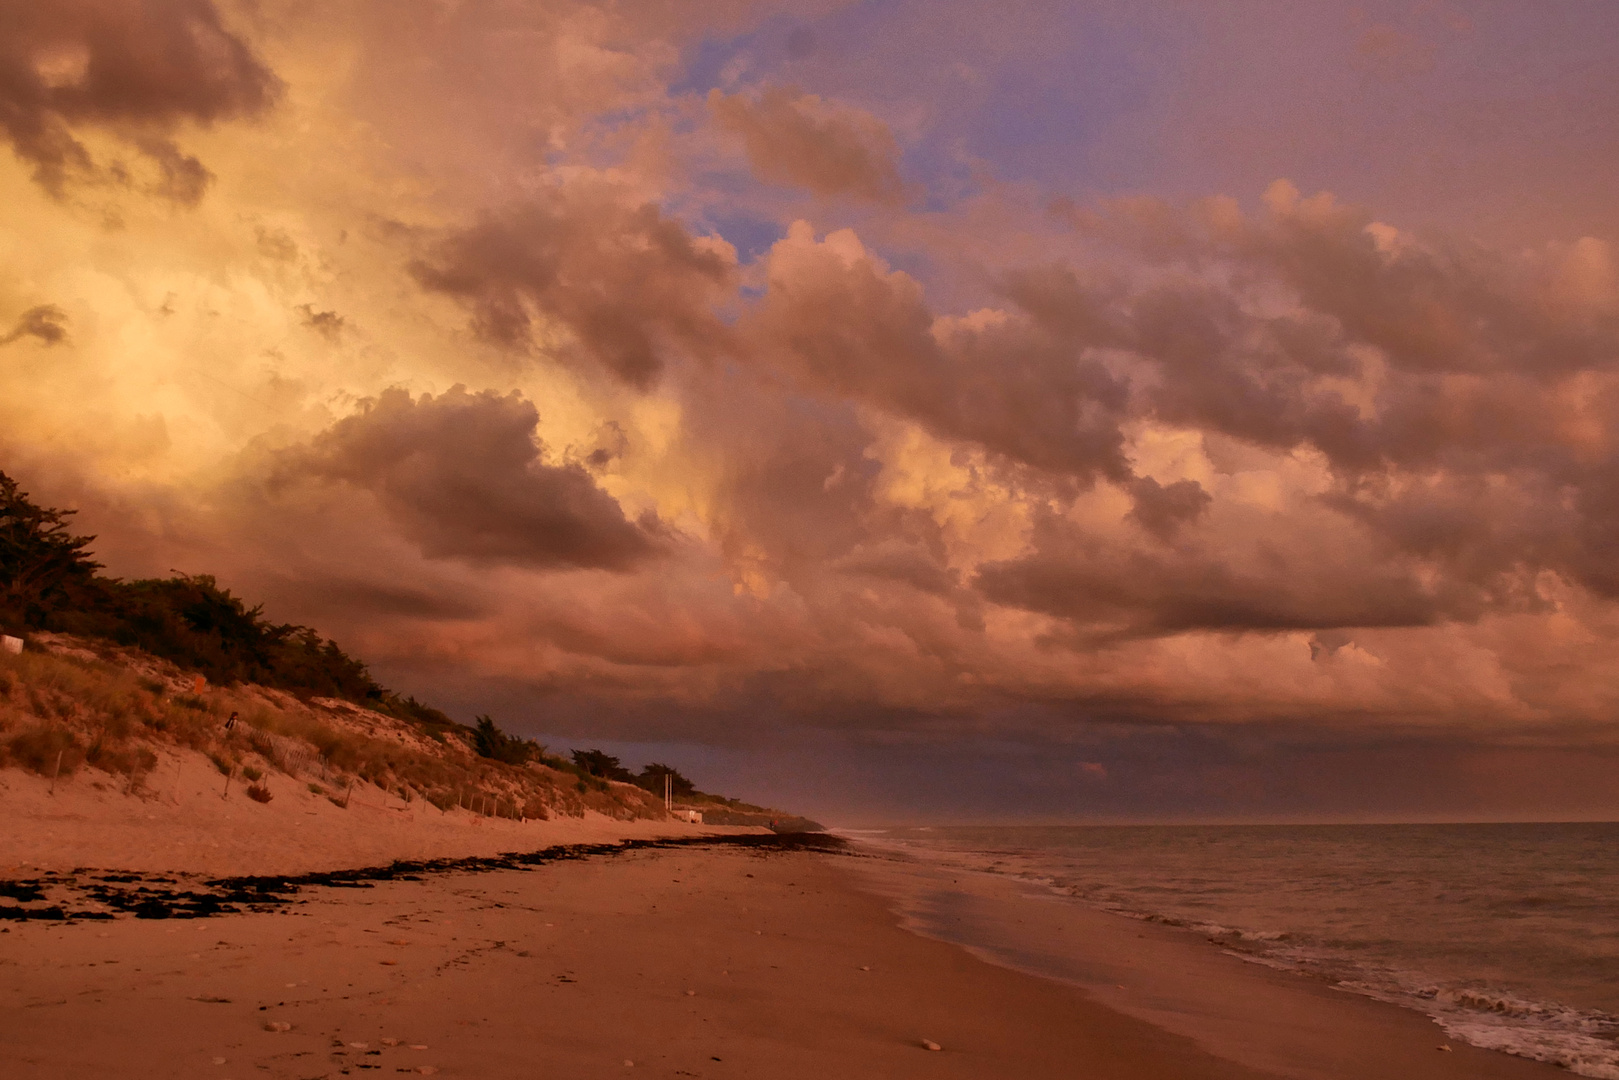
0, 470, 101, 629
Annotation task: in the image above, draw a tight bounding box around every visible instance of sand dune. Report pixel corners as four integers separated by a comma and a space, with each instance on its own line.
0, 747, 734, 878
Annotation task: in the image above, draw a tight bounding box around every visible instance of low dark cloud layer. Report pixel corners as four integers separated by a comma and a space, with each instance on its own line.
276, 386, 662, 572
0, 0, 278, 199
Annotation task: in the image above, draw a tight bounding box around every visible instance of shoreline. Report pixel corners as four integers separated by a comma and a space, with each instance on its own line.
835, 839, 1570, 1080
0, 834, 1568, 1079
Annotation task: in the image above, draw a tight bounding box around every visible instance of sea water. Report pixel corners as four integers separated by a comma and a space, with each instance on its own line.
850, 823, 1619, 1078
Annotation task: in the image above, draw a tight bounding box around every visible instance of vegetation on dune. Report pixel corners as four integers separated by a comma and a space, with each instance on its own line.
0, 641, 667, 820
0, 469, 816, 829
566, 747, 817, 827
0, 470, 436, 714
0, 471, 100, 623
474, 714, 541, 765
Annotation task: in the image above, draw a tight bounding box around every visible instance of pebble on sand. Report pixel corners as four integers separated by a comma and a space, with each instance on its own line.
263, 1022, 291, 1033
921, 1039, 943, 1051
381, 1038, 399, 1046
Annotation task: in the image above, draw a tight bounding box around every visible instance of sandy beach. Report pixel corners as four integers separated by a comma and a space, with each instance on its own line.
1, 835, 1568, 1080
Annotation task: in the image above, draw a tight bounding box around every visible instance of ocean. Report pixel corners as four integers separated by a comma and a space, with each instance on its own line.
847, 822, 1619, 1078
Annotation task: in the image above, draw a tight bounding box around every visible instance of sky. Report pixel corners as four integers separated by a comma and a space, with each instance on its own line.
3, 0, 1619, 823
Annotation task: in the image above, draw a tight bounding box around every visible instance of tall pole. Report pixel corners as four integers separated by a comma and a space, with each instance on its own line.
665, 773, 671, 812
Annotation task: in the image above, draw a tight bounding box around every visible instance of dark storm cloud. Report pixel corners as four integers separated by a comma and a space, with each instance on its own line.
735, 193, 1619, 638
0, 0, 278, 200
975, 543, 1465, 637
748, 226, 1133, 482
276, 386, 662, 572
1126, 476, 1212, 541
1059, 187, 1619, 476
1077, 191, 1619, 608
409, 186, 736, 388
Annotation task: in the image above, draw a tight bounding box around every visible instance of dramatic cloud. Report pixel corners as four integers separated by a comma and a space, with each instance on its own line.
1126, 476, 1212, 541
7, 0, 1619, 817
747, 223, 1132, 481
709, 85, 912, 204
0, 0, 278, 199
410, 185, 736, 387
276, 387, 663, 572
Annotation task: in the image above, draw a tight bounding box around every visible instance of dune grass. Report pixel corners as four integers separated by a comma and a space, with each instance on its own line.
0, 637, 665, 821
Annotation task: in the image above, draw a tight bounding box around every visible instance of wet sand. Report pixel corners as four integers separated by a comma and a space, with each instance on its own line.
0, 841, 1566, 1080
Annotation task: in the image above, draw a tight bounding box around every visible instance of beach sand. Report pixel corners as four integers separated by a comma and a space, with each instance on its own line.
1, 841, 1566, 1080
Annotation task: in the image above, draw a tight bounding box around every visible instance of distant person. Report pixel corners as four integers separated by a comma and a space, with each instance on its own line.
225, 711, 238, 731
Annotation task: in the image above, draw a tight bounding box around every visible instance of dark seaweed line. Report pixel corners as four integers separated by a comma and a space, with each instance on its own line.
0, 831, 847, 923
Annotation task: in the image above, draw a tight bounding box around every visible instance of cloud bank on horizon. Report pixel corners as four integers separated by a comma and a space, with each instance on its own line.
4, 0, 1619, 817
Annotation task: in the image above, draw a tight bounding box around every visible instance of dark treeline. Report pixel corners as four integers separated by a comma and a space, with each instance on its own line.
570, 749, 715, 802
468, 724, 705, 801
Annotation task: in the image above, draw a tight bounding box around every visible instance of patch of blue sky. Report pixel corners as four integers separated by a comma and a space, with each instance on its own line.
674, 2, 1167, 203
